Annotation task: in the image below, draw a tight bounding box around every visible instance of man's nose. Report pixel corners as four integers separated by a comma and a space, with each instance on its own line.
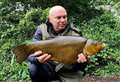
60, 17, 65, 22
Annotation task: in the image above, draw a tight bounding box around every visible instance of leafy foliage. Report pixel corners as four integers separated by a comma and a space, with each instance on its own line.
0, 0, 120, 80
0, 2, 48, 80
77, 9, 120, 76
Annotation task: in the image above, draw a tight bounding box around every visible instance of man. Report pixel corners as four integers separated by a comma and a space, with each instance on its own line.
27, 5, 87, 82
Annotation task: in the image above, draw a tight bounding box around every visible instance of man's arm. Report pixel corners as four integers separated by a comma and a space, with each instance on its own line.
27, 27, 42, 64
27, 27, 51, 64
70, 23, 88, 72
32, 27, 42, 42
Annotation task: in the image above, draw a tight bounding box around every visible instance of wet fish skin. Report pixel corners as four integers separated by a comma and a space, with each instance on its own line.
13, 36, 105, 64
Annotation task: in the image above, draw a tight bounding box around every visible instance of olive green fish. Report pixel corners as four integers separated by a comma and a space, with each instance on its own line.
13, 36, 106, 64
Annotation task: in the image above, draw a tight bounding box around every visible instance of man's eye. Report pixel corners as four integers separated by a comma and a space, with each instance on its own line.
63, 16, 66, 19
56, 16, 67, 19
57, 17, 61, 19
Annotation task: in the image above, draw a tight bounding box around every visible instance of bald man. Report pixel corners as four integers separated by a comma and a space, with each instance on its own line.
28, 5, 87, 82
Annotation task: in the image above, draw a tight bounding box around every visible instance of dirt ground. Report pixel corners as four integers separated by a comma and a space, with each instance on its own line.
82, 74, 120, 82
1, 75, 120, 82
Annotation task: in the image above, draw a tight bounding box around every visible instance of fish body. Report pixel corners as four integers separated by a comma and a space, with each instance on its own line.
13, 36, 105, 64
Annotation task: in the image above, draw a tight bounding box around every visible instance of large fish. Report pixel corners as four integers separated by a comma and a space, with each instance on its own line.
13, 36, 106, 64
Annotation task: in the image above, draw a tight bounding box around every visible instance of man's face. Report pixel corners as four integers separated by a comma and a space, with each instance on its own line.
48, 9, 68, 32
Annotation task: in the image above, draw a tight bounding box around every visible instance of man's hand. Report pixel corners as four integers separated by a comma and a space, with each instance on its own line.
77, 53, 87, 63
33, 51, 51, 63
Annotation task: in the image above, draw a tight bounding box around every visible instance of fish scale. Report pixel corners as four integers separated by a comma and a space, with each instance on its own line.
13, 36, 106, 64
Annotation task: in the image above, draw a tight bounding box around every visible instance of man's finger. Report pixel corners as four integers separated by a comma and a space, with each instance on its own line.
77, 54, 87, 63
43, 54, 51, 62
37, 53, 49, 63
33, 51, 43, 56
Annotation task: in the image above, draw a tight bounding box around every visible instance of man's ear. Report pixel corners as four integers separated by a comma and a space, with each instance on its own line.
48, 15, 50, 19
48, 18, 49, 21
47, 15, 50, 21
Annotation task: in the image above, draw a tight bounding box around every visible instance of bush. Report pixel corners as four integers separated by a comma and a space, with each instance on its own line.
76, 11, 120, 76
0, 1, 120, 80
0, 5, 49, 80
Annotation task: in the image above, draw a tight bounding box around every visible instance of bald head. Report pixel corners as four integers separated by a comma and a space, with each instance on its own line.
49, 5, 67, 17
48, 5, 68, 32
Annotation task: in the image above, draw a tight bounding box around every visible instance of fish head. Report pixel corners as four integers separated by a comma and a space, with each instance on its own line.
83, 39, 106, 57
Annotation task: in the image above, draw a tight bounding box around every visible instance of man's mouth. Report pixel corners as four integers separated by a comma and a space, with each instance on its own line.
59, 24, 66, 27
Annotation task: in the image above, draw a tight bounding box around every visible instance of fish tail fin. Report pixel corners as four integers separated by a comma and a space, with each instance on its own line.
13, 44, 30, 63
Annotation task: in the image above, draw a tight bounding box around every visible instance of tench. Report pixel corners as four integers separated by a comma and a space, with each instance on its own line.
13, 36, 106, 64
